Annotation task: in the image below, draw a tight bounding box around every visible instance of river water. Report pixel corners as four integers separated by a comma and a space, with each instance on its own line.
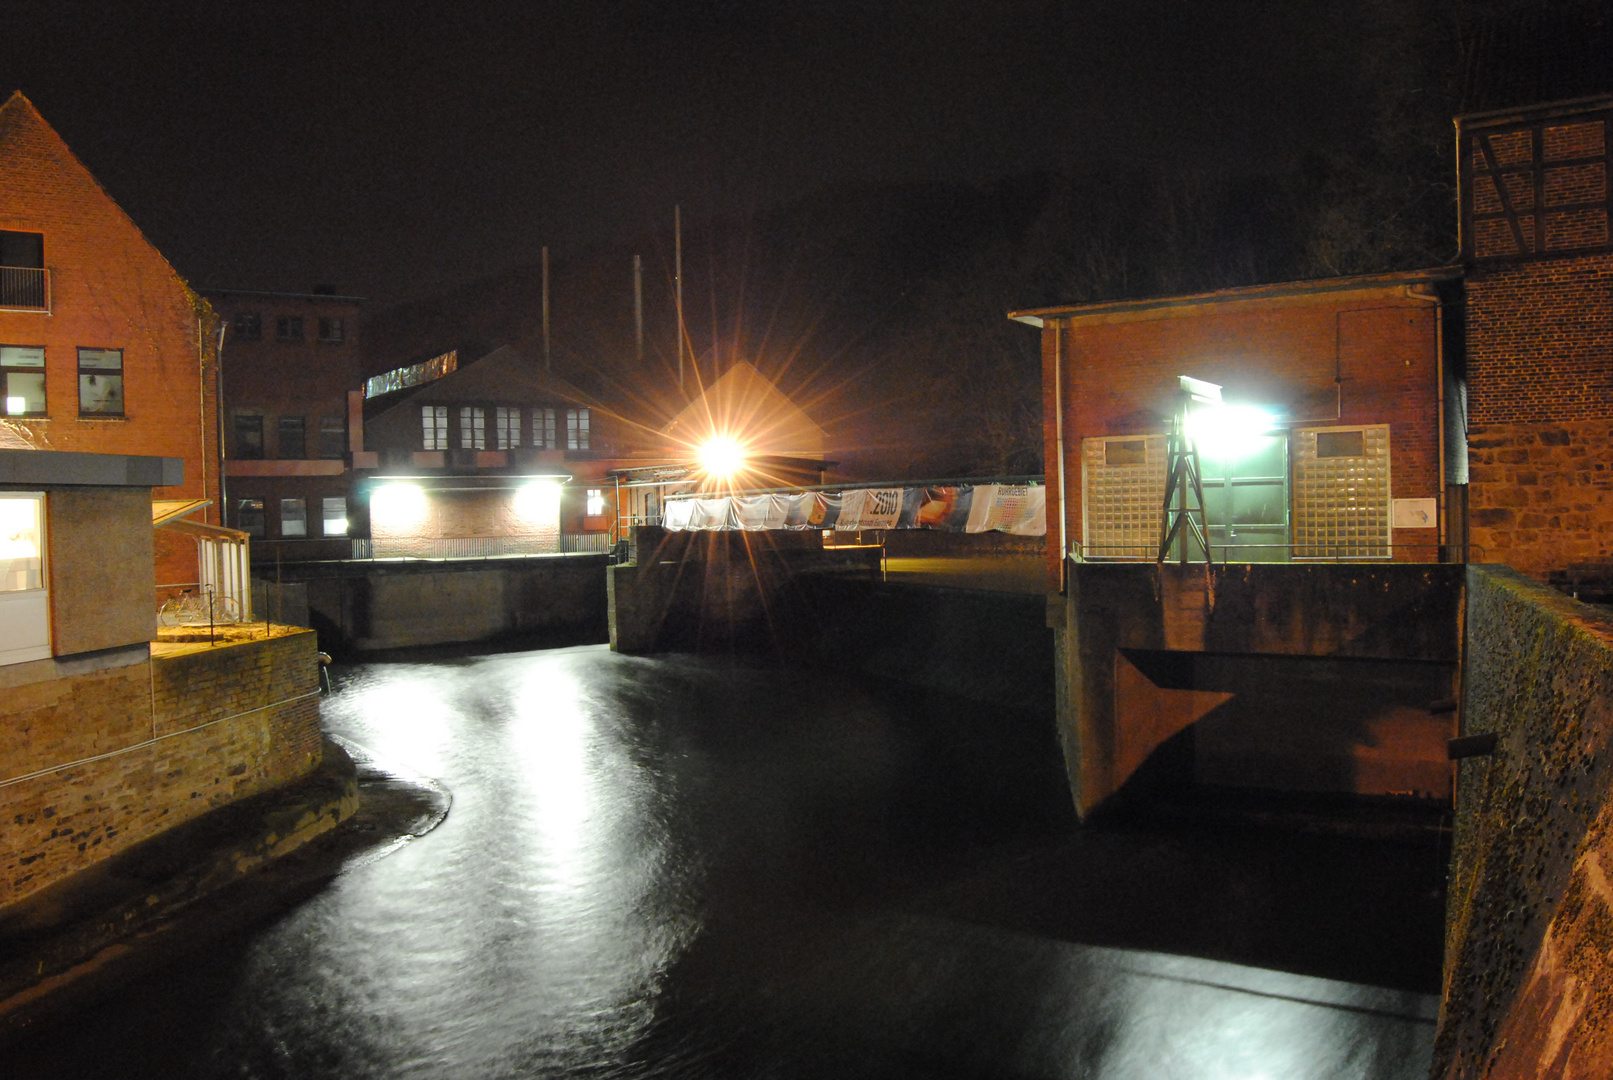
3, 644, 1445, 1079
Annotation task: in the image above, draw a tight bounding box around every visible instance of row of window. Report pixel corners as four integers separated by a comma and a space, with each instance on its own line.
230, 312, 344, 344
2, 344, 124, 417
237, 496, 348, 539
233, 413, 346, 460
422, 405, 590, 451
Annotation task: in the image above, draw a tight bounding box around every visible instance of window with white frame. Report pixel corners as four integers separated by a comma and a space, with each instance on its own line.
535, 407, 557, 449
495, 406, 521, 450
459, 406, 487, 449
77, 347, 123, 416
422, 405, 449, 449
566, 407, 590, 450
0, 492, 50, 665
1, 345, 46, 417
586, 488, 605, 516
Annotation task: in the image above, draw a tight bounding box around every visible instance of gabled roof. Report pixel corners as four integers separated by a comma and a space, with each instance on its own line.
0, 92, 208, 318
662, 361, 825, 457
368, 344, 601, 424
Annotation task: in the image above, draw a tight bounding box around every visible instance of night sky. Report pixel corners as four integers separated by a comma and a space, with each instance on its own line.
3, 1, 1419, 311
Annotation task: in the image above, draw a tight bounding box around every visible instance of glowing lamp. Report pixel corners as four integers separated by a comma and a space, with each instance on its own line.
698, 435, 747, 478
512, 480, 562, 525
370, 483, 429, 529
5, 396, 24, 415
1186, 403, 1281, 459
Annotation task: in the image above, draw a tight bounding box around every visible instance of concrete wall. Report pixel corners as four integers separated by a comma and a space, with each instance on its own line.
1435, 566, 1613, 1079
1054, 562, 1464, 817
285, 554, 608, 653
0, 629, 322, 908
46, 487, 154, 654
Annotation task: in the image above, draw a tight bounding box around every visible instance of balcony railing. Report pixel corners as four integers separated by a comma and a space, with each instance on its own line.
0, 265, 48, 310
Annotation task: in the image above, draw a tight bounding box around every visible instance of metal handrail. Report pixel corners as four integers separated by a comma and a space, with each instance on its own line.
0, 266, 48, 310
1072, 540, 1482, 563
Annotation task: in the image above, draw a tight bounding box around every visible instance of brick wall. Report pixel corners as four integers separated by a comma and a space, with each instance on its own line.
0, 94, 221, 590
0, 630, 322, 908
1041, 285, 1447, 582
1467, 418, 1613, 576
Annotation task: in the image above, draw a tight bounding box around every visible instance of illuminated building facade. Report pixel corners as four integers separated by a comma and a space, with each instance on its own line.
1013, 268, 1464, 589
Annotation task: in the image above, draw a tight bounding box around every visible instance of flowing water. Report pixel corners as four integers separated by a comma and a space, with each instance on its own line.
2, 644, 1446, 1079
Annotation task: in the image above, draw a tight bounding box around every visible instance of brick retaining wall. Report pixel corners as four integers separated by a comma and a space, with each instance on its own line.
1466, 418, 1613, 577
0, 630, 322, 908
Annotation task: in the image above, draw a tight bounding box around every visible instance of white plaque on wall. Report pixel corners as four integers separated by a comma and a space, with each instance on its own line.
1392, 497, 1438, 528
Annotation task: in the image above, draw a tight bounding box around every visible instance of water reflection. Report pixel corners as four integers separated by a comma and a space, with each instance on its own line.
2, 644, 1442, 1079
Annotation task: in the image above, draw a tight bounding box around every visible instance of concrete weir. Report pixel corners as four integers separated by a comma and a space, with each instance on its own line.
1051, 562, 1466, 818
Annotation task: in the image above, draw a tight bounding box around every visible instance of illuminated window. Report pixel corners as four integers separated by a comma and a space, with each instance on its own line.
318, 416, 345, 458
275, 315, 303, 342
232, 312, 262, 340
321, 496, 348, 536
237, 498, 265, 537
566, 408, 590, 450
1082, 434, 1167, 560
0, 492, 49, 665
459, 405, 486, 449
278, 415, 306, 459
1, 345, 45, 417
496, 406, 521, 450
280, 497, 307, 537
77, 347, 123, 416
317, 317, 343, 343
233, 413, 264, 459
421, 405, 448, 449
535, 407, 557, 449
1293, 425, 1390, 559
586, 488, 605, 516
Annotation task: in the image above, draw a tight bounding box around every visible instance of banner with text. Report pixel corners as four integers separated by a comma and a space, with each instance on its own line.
664, 484, 1044, 536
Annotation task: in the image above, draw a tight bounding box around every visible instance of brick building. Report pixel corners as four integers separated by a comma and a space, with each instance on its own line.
204, 287, 365, 563
0, 92, 223, 594
356, 344, 632, 557
1457, 93, 1613, 578
1012, 268, 1465, 589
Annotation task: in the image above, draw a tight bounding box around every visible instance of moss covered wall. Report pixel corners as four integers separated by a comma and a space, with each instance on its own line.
1436, 565, 1613, 1078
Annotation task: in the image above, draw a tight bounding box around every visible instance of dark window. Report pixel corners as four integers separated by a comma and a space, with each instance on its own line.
0, 230, 43, 268
278, 416, 306, 459
234, 413, 264, 459
1105, 439, 1147, 466
0, 232, 46, 309
237, 498, 264, 537
232, 312, 262, 340
275, 315, 303, 342
318, 416, 346, 458
317, 317, 344, 343
77, 347, 124, 416
1, 345, 46, 417
1316, 430, 1366, 459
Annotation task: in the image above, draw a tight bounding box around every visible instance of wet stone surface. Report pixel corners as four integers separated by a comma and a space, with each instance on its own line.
0, 643, 1445, 1079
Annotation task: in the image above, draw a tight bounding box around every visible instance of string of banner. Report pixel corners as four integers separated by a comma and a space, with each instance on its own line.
663, 484, 1045, 535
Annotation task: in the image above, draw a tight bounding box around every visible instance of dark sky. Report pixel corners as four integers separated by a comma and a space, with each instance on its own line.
2, 0, 1401, 310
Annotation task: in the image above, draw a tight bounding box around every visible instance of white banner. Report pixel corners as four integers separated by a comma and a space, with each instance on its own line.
664, 483, 1044, 536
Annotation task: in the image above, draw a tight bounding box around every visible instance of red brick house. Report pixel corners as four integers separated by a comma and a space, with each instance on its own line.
0, 91, 225, 597
1457, 93, 1613, 578
1012, 268, 1464, 589
203, 287, 365, 563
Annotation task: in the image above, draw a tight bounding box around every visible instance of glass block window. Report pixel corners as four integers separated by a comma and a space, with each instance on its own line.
1082, 435, 1167, 560
1292, 425, 1391, 559
459, 405, 487, 449
495, 406, 521, 450
422, 405, 448, 449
